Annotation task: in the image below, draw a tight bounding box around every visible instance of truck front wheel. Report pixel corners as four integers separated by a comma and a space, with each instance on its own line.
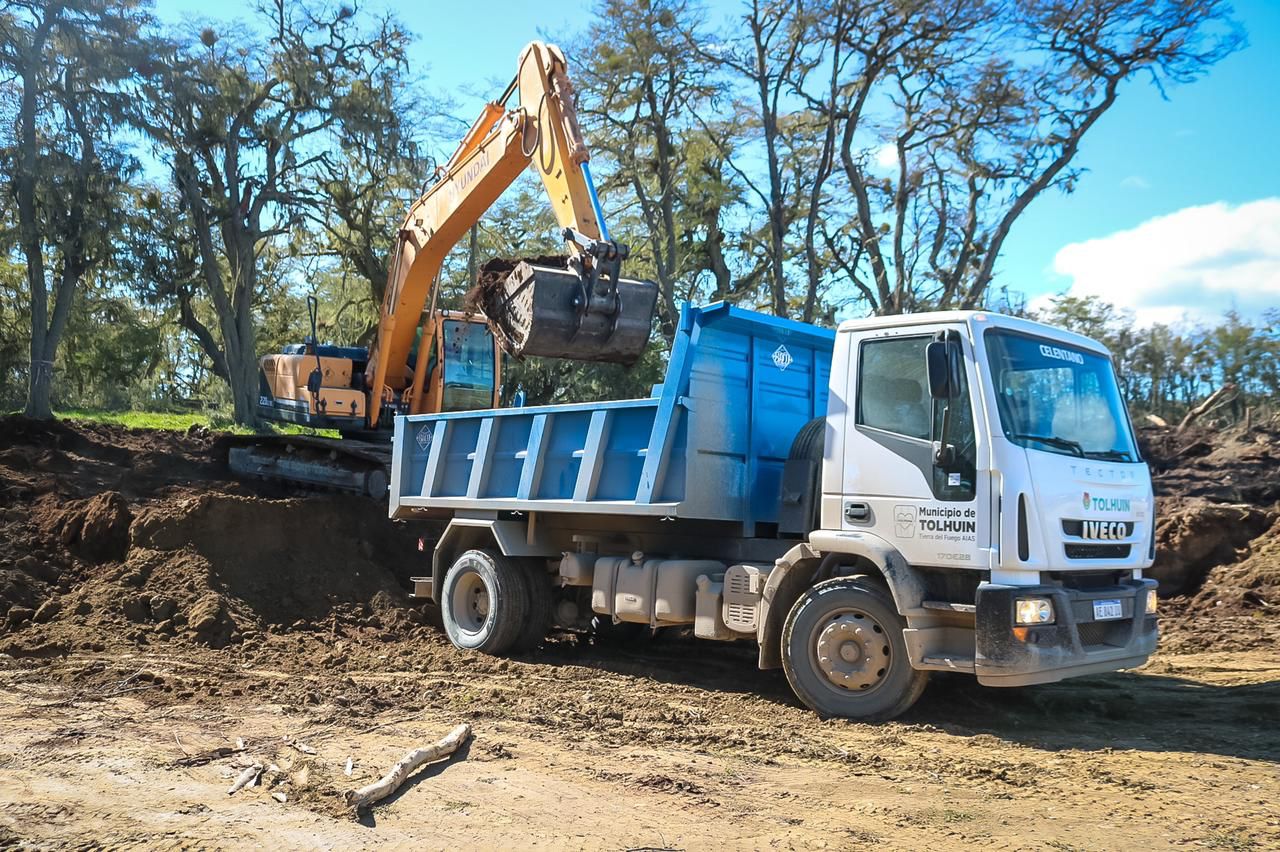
441, 549, 530, 654
781, 577, 928, 721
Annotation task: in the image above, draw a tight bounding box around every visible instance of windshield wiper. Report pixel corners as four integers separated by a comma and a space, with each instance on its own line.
1009, 433, 1085, 456
1083, 449, 1133, 462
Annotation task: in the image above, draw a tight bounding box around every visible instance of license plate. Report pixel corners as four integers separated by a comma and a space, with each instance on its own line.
1093, 599, 1123, 621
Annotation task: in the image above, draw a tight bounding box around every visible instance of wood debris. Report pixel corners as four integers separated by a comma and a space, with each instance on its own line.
343, 723, 471, 813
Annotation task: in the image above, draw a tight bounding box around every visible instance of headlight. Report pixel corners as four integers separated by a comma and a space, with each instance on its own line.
1015, 597, 1055, 625
1146, 590, 1158, 615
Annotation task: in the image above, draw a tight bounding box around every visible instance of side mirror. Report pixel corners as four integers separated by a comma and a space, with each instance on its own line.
926, 341, 951, 399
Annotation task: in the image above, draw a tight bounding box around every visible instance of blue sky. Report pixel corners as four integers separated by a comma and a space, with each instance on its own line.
157, 0, 1280, 326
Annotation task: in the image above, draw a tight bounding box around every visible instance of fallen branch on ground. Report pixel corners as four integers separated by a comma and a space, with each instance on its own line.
1177, 383, 1238, 434
171, 746, 235, 768
283, 735, 316, 755
343, 723, 471, 812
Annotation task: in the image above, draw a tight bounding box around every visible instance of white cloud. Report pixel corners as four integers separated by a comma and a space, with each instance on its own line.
1047, 199, 1280, 326
1120, 175, 1150, 190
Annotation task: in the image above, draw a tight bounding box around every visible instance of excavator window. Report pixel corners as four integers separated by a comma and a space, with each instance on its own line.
441, 320, 496, 411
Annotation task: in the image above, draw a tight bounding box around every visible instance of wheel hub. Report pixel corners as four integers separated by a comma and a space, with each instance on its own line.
814, 613, 890, 691
471, 586, 490, 619
450, 567, 492, 634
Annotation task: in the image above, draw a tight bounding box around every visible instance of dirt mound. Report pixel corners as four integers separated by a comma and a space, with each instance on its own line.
1141, 421, 1280, 505
1160, 518, 1280, 654
53, 491, 134, 562
1151, 499, 1275, 596
1187, 517, 1280, 614
125, 493, 417, 630
1139, 421, 1280, 649
0, 416, 423, 658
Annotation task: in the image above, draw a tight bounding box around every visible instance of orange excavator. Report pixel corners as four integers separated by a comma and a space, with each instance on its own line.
230, 42, 657, 495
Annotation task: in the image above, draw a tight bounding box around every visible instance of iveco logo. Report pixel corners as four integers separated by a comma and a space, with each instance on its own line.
1083, 521, 1129, 540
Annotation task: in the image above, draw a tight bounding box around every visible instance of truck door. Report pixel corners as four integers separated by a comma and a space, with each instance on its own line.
841, 326, 988, 569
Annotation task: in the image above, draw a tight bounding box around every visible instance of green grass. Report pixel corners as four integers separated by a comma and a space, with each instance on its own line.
56, 409, 227, 432
52, 408, 339, 438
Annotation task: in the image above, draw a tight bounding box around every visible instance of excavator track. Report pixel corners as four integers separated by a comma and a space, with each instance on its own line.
227, 434, 392, 498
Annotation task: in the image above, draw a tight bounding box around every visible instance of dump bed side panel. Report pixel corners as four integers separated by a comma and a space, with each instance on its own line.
389, 302, 835, 525
678, 304, 834, 532
390, 397, 674, 518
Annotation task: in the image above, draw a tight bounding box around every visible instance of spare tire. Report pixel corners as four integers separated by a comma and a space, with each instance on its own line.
780, 417, 825, 535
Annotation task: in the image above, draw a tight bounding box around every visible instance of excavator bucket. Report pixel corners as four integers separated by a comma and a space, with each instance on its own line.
482, 262, 658, 365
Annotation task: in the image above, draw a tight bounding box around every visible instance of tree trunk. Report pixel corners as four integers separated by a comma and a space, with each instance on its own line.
226, 343, 260, 427
25, 359, 54, 419
1176, 383, 1237, 434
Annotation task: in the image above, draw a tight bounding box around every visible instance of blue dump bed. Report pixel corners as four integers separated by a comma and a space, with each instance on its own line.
390, 302, 835, 533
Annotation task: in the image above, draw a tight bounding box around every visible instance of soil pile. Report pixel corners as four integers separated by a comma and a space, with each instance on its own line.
3, 414, 1279, 661
463, 254, 570, 318
0, 416, 421, 659
1141, 420, 1280, 647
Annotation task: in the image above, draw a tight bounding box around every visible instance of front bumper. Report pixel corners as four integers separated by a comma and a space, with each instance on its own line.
974, 578, 1158, 687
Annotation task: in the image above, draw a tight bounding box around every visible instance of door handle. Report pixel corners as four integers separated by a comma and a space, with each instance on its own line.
844, 502, 870, 522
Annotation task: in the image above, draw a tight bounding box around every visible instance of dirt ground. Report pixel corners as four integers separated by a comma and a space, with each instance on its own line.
1, 416, 1278, 850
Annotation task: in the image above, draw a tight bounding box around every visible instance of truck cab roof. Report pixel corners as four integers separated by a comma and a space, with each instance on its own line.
835, 310, 1111, 358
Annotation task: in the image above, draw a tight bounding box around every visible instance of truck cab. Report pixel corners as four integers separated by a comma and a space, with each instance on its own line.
818, 311, 1156, 697
390, 303, 1157, 721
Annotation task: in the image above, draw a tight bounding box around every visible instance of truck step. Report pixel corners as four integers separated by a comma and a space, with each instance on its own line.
919, 654, 977, 672
921, 600, 976, 613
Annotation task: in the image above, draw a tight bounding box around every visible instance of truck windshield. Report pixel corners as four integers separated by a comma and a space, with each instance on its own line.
983, 329, 1139, 462
441, 320, 495, 411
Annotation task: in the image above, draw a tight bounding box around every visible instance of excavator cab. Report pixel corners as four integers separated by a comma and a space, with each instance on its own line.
256, 309, 500, 434
402, 311, 501, 417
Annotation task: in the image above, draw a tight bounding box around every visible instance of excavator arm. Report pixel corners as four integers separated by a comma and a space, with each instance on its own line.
364, 41, 653, 428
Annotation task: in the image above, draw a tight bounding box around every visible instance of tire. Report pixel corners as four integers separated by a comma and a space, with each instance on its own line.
786, 417, 825, 532
440, 549, 530, 654
513, 559, 553, 652
781, 576, 929, 721
788, 416, 825, 463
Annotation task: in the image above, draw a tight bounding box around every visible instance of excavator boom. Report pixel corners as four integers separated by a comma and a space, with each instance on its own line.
365, 41, 657, 427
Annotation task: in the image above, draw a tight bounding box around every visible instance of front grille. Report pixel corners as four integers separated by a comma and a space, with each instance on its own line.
1078, 619, 1132, 648
1065, 543, 1131, 559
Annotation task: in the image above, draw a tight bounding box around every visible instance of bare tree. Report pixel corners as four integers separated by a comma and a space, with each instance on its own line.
690, 0, 1240, 319
803, 0, 1242, 314
138, 3, 411, 425
572, 0, 725, 339
688, 0, 812, 317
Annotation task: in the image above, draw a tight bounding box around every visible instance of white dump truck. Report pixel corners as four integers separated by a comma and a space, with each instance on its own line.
389, 302, 1158, 720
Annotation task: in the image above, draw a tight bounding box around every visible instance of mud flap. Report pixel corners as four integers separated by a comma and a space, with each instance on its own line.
484, 262, 657, 364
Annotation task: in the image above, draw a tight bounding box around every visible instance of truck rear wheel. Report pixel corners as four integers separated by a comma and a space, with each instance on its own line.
513, 559, 553, 652
781, 577, 928, 721
441, 549, 530, 654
